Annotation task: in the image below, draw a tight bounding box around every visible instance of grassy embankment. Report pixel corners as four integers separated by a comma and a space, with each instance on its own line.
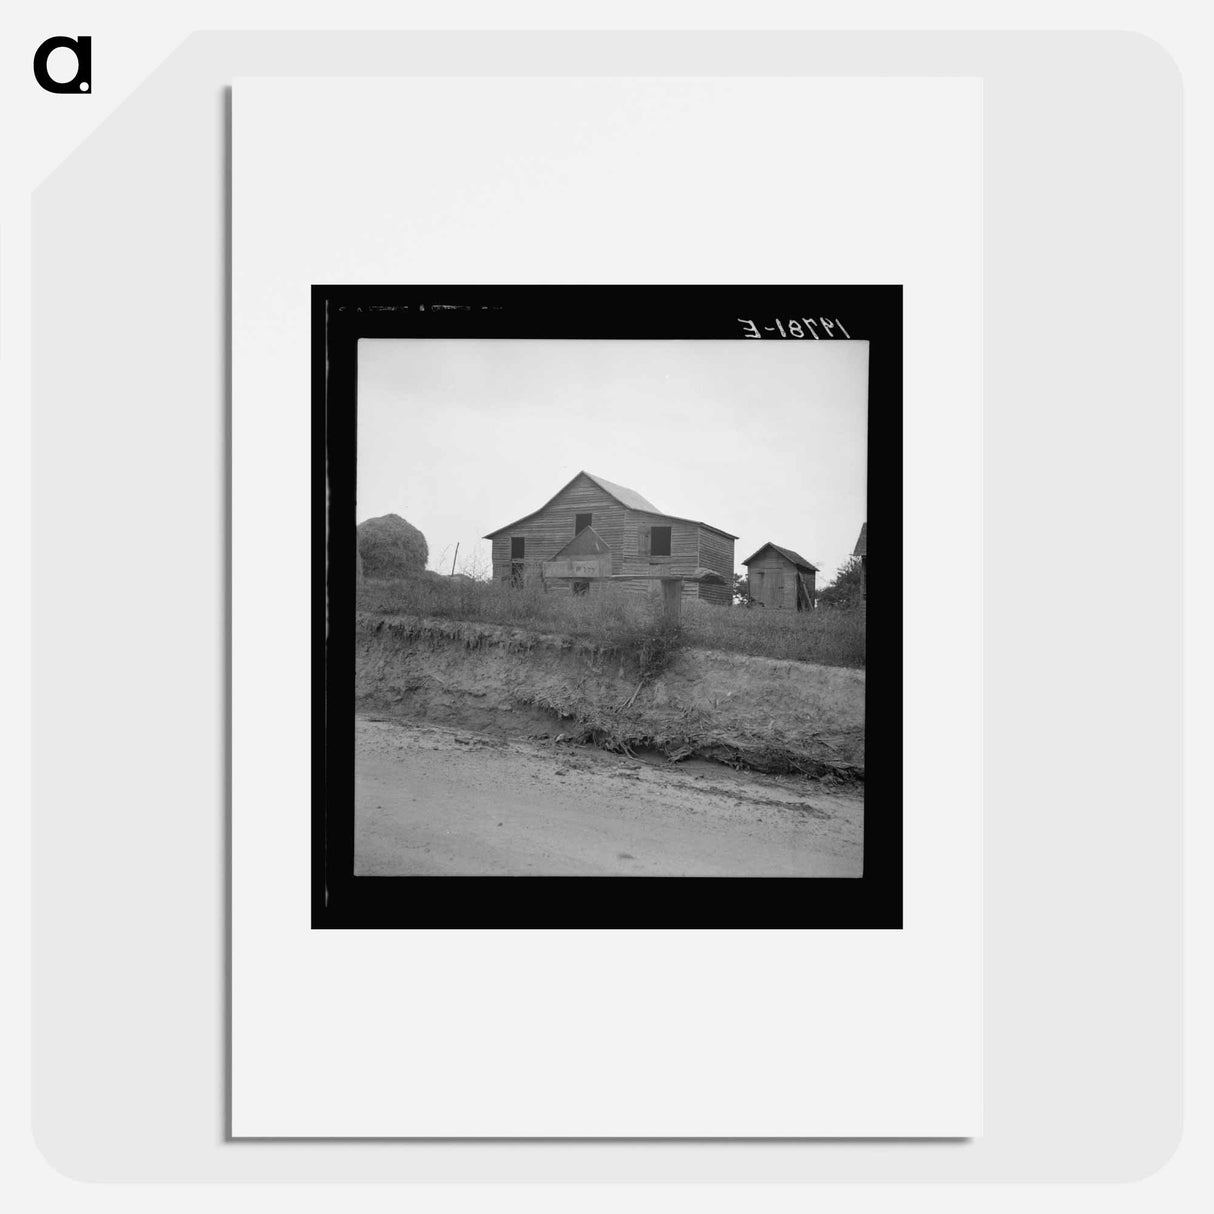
357, 575, 865, 670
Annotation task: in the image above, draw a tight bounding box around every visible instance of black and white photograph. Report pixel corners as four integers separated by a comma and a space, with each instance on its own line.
316, 286, 902, 928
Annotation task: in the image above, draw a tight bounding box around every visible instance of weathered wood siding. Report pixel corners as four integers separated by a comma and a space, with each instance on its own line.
613, 514, 703, 602
746, 550, 815, 610
747, 551, 793, 609
747, 551, 777, 608
696, 526, 734, 605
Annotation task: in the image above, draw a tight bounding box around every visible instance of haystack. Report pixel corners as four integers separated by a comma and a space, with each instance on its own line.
357, 513, 428, 580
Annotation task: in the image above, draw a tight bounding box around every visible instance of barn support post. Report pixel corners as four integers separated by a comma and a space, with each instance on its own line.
661, 577, 682, 624
604, 567, 725, 624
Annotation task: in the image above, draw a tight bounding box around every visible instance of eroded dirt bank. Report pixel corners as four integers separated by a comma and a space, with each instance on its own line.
356, 718, 863, 876
356, 614, 865, 779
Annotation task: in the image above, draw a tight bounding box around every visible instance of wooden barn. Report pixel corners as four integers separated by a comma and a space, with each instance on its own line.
484, 471, 736, 605
742, 543, 819, 611
853, 522, 867, 599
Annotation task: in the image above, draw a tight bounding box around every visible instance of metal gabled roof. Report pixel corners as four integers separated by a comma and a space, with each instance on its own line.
581, 472, 660, 513
484, 471, 736, 540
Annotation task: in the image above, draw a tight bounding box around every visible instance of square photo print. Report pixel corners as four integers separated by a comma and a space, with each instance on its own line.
316, 285, 901, 928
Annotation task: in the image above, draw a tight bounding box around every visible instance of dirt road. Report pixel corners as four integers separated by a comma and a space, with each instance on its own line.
355, 716, 863, 877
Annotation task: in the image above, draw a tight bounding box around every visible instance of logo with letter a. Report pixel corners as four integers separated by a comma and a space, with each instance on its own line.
33, 36, 91, 93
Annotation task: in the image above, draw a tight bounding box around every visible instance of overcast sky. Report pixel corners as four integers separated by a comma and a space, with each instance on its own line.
357, 339, 868, 585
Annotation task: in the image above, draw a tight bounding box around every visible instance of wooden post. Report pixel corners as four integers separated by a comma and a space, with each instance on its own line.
661, 577, 682, 625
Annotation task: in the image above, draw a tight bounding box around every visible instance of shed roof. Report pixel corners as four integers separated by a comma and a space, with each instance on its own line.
741, 542, 820, 572
550, 525, 611, 559
484, 470, 737, 540
853, 523, 867, 557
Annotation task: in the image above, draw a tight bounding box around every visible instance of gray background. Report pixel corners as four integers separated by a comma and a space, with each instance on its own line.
31, 31, 1181, 1180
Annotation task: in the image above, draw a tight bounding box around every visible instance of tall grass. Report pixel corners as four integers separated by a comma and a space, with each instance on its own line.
679, 597, 866, 668
357, 574, 639, 635
356, 574, 865, 669
358, 576, 682, 679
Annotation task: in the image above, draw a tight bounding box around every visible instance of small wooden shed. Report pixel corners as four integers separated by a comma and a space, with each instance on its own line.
741, 543, 819, 611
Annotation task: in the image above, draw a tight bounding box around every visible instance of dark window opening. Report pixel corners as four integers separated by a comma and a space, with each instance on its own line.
650, 526, 672, 557
572, 581, 590, 597
575, 513, 592, 534
510, 562, 525, 588
510, 536, 525, 559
